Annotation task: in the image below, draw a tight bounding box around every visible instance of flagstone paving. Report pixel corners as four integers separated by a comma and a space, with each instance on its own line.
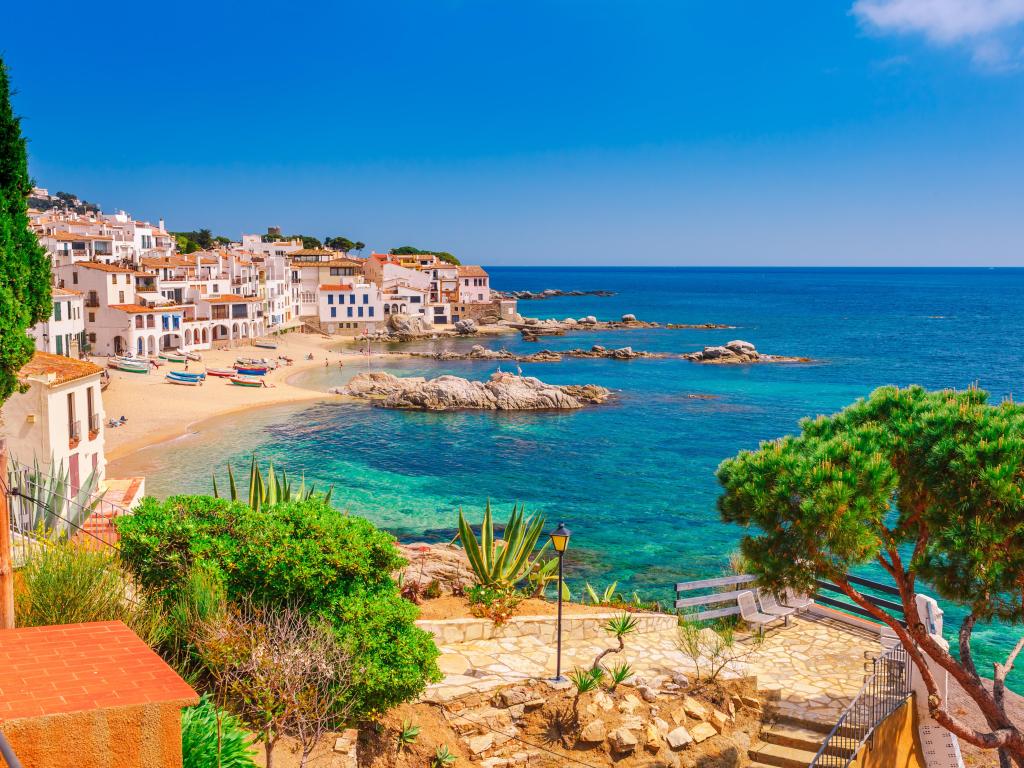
421, 613, 880, 726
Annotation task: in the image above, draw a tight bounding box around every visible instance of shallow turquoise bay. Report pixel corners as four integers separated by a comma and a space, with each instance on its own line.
133, 267, 1024, 688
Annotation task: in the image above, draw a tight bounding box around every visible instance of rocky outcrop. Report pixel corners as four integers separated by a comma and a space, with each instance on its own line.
496, 289, 617, 300
396, 542, 472, 596
404, 344, 665, 364
334, 371, 612, 411
666, 322, 736, 330
683, 340, 810, 365
454, 318, 478, 335
386, 313, 432, 337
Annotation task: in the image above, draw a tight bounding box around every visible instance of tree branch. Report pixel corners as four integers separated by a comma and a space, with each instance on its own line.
960, 613, 981, 684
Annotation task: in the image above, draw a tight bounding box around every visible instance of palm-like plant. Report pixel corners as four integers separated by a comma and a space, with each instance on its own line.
432, 745, 457, 767
606, 660, 633, 692
396, 720, 420, 753
592, 612, 639, 671
212, 456, 332, 512
457, 502, 548, 591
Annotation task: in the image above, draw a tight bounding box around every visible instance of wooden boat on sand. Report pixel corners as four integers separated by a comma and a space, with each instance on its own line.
229, 374, 265, 387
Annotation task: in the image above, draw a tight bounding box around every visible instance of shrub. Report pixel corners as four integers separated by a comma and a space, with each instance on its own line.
115, 495, 440, 718
14, 542, 165, 647
467, 585, 522, 624
181, 694, 256, 768
198, 602, 352, 768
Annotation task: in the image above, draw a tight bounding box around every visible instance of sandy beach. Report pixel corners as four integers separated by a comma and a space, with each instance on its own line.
100, 332, 366, 464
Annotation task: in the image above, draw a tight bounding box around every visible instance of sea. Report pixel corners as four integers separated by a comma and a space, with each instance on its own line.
117, 266, 1024, 689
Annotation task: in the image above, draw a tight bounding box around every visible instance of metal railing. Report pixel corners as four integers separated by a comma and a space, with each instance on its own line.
815, 574, 907, 626
809, 643, 913, 767
88, 411, 101, 435
68, 420, 81, 446
0, 731, 23, 768
6, 471, 133, 566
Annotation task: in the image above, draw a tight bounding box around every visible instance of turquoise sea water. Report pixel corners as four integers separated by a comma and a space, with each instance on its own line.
124, 267, 1024, 688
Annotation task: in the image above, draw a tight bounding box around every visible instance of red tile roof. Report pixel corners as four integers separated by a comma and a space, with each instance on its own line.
0, 621, 198, 720
19, 351, 103, 386
74, 261, 135, 274
204, 294, 262, 303
319, 284, 354, 291
457, 265, 489, 277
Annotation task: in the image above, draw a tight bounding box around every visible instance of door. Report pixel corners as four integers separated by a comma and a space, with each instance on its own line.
69, 453, 80, 498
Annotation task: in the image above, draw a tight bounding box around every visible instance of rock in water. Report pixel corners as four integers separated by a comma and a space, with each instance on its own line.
683, 339, 810, 365
387, 313, 430, 336
622, 313, 637, 322
335, 371, 611, 411
454, 318, 478, 335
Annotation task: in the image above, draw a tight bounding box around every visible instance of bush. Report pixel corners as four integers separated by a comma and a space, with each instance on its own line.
181, 694, 256, 768
116, 495, 441, 718
15, 542, 165, 646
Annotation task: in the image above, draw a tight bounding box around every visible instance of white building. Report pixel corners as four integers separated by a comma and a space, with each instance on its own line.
317, 283, 384, 334
30, 287, 86, 358
1, 352, 107, 488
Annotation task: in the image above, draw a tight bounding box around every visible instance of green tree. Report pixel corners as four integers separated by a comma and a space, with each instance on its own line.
0, 58, 51, 405
389, 246, 461, 265
115, 495, 441, 719
299, 235, 322, 249
325, 236, 356, 252
717, 385, 1024, 764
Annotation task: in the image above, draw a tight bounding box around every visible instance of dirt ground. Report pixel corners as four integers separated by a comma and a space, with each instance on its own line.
415, 595, 608, 621
948, 678, 1024, 768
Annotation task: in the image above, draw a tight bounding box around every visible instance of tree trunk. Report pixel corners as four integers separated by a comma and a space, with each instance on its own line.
0, 439, 13, 629
264, 730, 274, 768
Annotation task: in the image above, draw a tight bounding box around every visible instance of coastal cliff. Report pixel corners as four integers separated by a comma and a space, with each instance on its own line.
335, 371, 612, 411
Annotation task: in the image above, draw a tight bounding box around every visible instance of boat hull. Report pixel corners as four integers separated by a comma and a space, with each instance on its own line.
109, 361, 149, 373
165, 374, 201, 386
230, 375, 264, 387
234, 367, 268, 375
206, 368, 236, 378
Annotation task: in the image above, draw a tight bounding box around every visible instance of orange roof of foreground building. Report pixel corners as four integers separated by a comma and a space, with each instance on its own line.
0, 621, 198, 720
52, 286, 82, 296
457, 265, 489, 277
18, 351, 103, 386
318, 284, 354, 291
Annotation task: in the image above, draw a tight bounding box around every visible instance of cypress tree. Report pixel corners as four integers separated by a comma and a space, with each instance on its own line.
0, 57, 51, 405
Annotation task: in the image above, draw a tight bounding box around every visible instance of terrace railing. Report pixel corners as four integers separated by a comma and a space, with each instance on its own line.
815, 574, 907, 626
674, 574, 757, 621
809, 642, 913, 768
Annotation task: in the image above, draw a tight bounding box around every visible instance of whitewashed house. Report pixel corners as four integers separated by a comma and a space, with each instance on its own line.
30, 287, 86, 357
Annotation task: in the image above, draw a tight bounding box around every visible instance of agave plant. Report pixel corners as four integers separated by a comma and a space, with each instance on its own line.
8, 455, 101, 540
457, 501, 548, 591
212, 456, 332, 512
585, 581, 620, 605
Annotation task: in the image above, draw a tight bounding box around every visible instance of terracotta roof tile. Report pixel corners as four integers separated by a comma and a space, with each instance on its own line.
18, 351, 104, 386
457, 265, 488, 277
318, 284, 354, 291
0, 622, 198, 721
74, 261, 135, 274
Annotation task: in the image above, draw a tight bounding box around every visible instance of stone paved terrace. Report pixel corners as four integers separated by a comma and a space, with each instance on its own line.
420, 610, 881, 726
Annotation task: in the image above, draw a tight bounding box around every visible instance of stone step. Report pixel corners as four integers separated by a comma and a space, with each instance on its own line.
748, 741, 821, 768
766, 709, 840, 736
761, 725, 826, 753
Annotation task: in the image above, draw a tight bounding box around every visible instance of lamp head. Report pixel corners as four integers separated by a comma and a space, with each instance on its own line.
549, 522, 571, 553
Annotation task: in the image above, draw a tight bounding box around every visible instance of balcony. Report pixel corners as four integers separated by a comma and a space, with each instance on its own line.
69, 420, 82, 449
89, 412, 100, 439
85, 295, 100, 308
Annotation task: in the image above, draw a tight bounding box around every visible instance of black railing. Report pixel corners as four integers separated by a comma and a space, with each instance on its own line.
815, 574, 907, 626
809, 643, 912, 767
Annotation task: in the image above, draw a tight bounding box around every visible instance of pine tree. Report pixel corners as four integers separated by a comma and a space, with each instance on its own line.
0, 57, 51, 406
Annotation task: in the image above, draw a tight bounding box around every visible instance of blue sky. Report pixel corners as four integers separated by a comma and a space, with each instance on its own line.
5, 0, 1024, 265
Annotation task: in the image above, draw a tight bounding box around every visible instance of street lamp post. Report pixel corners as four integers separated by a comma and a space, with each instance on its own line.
548, 522, 571, 682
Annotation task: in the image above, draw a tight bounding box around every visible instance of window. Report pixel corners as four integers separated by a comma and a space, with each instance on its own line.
362, 293, 368, 304
87, 387, 95, 435
118, 291, 125, 303
349, 294, 355, 304
327, 294, 333, 305
347, 307, 353, 318
330, 307, 337, 318
53, 301, 61, 321
357, 306, 363, 318
67, 392, 76, 442
368, 307, 374, 317
88, 312, 95, 323
88, 332, 97, 343
72, 272, 78, 285
56, 335, 63, 355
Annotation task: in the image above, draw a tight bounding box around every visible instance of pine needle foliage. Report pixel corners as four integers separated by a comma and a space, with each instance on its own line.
0, 57, 52, 405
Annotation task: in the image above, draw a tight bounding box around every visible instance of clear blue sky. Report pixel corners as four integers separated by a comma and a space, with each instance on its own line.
5, 0, 1024, 265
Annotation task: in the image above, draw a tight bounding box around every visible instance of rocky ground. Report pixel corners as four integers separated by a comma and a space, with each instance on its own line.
683, 340, 811, 365
360, 677, 766, 768
334, 371, 613, 411
403, 344, 667, 364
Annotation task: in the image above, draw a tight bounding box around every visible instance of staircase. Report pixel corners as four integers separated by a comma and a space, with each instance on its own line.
749, 712, 857, 768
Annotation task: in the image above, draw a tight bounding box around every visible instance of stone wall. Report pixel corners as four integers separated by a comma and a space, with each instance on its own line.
417, 612, 679, 645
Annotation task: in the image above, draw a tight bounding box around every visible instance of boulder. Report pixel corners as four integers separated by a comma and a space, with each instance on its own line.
725, 339, 756, 354
638, 685, 659, 702
643, 723, 663, 751
387, 313, 430, 336
622, 313, 637, 322
619, 693, 643, 715
666, 727, 693, 750
496, 687, 534, 707
583, 315, 598, 324
592, 690, 615, 711
682, 696, 709, 721
336, 371, 611, 411
454, 318, 479, 335
579, 719, 607, 743
609, 728, 639, 753
563, 317, 578, 326
709, 709, 730, 733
